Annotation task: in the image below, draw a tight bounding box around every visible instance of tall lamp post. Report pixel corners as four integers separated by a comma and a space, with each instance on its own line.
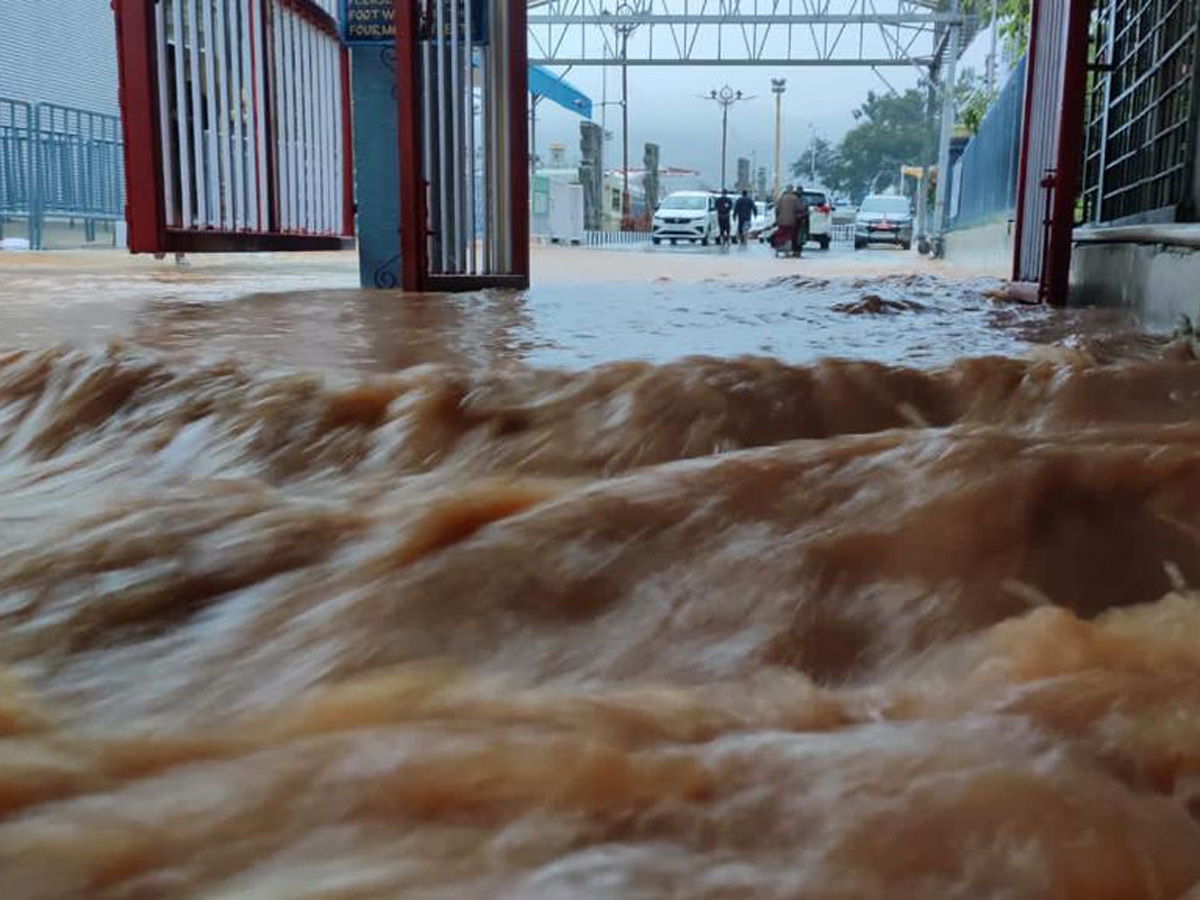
771, 79, 786, 200
607, 3, 639, 230
705, 85, 753, 191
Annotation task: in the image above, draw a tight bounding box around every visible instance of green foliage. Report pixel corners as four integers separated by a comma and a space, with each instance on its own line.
790, 136, 840, 192
792, 89, 930, 203
956, 68, 994, 135
962, 0, 1031, 59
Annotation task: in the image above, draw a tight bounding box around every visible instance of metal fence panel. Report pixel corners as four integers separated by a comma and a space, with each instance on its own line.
34, 103, 125, 220
950, 56, 1026, 231
1, 98, 125, 247
1083, 0, 1200, 225
582, 229, 650, 247
0, 99, 34, 217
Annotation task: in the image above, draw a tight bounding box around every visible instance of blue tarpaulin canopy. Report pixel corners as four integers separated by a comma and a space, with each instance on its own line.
528, 65, 592, 118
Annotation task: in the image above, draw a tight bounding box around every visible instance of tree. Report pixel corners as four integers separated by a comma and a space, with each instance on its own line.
955, 67, 993, 135
790, 136, 843, 192
962, 0, 1031, 60
798, 89, 930, 203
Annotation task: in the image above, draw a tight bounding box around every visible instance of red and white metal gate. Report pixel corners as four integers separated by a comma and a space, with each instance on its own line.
1011, 0, 1093, 304
115, 0, 354, 253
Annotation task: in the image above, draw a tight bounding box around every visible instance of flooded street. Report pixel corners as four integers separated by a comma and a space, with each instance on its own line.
2, 245, 1199, 898
0, 245, 1059, 374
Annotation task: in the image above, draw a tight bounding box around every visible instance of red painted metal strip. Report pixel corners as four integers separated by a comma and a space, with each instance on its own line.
164, 229, 353, 251
1043, 0, 1094, 306
114, 0, 168, 253
508, 0, 530, 286
340, 45, 356, 236
1011, 0, 1043, 285
395, 0, 425, 291
426, 274, 529, 291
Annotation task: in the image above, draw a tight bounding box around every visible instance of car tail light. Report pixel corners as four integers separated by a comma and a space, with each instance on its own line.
818, 204, 830, 214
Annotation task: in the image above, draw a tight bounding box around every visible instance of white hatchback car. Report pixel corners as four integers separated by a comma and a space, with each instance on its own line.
652, 191, 717, 246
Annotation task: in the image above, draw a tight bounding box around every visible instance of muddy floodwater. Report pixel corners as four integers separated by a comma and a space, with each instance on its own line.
3, 249, 1200, 898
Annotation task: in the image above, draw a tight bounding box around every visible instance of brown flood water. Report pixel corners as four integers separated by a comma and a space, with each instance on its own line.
3, 255, 1200, 898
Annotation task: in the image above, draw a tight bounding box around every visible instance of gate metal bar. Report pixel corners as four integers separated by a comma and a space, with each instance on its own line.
116, 0, 353, 253
397, 0, 529, 291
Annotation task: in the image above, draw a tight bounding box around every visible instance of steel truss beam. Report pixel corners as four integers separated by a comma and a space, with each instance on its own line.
527, 0, 967, 68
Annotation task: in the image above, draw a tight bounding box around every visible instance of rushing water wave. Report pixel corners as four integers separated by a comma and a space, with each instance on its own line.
3, 279, 1200, 896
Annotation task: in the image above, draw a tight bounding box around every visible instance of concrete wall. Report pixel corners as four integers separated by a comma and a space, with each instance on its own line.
0, 0, 120, 114
1071, 226, 1200, 332
942, 220, 1013, 278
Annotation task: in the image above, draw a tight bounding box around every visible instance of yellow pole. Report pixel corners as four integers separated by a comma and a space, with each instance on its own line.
774, 92, 782, 199
771, 78, 786, 200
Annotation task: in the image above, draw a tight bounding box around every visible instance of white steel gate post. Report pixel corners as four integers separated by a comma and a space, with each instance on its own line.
932, 0, 959, 251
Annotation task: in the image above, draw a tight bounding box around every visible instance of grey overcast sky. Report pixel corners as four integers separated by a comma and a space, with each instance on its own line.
531, 23, 1000, 188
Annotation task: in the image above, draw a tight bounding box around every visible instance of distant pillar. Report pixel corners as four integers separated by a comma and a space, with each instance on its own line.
579, 121, 605, 231
736, 157, 751, 192
350, 45, 401, 288
643, 142, 660, 218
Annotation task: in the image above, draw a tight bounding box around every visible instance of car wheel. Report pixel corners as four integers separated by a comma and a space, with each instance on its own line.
652, 237, 661, 245
819, 237, 830, 251
854, 239, 866, 250
670, 239, 677, 245
901, 240, 912, 251
700, 236, 709, 246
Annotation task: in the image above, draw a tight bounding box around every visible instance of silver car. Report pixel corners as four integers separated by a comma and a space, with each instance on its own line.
854, 195, 914, 250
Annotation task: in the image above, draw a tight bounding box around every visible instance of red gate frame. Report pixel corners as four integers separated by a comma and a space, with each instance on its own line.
395, 0, 530, 292
114, 0, 355, 253
1010, 0, 1094, 304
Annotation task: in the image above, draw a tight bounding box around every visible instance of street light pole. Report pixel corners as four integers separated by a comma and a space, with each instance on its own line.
610, 3, 638, 230
721, 103, 730, 189
771, 78, 786, 200
704, 85, 752, 192
621, 27, 631, 227
932, 0, 961, 251
986, 0, 999, 95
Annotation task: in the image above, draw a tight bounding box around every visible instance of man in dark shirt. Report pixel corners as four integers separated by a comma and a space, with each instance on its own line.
775, 185, 810, 256
715, 190, 734, 246
734, 190, 756, 246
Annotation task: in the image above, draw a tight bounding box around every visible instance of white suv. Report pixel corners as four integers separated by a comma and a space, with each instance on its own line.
652, 191, 717, 245
802, 189, 833, 250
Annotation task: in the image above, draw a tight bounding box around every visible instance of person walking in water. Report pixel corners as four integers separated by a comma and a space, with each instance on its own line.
734, 189, 756, 246
773, 185, 808, 256
715, 190, 734, 246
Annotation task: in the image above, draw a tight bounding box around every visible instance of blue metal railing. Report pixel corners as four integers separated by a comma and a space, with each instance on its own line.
0, 99, 34, 223
0, 98, 124, 248
949, 55, 1027, 232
